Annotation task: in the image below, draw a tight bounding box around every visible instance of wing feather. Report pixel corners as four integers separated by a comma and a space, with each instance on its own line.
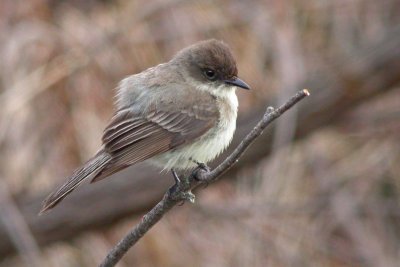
103, 119, 146, 143
91, 105, 218, 182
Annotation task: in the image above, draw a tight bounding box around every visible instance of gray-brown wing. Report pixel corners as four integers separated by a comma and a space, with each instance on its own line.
91, 106, 217, 182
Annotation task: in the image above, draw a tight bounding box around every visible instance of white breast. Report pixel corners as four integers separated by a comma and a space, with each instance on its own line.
150, 87, 238, 171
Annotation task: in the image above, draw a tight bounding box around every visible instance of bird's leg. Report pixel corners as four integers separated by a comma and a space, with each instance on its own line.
171, 168, 181, 185
169, 168, 195, 204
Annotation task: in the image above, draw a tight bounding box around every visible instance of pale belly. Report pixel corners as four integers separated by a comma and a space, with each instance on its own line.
149, 115, 236, 171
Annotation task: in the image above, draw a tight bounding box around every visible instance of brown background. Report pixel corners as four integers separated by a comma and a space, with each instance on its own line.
0, 0, 400, 266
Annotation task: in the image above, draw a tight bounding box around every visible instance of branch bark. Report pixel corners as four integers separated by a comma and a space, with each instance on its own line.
0, 27, 400, 259
99, 90, 310, 267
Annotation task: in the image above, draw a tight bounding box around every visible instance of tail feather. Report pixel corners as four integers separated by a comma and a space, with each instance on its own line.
40, 150, 111, 214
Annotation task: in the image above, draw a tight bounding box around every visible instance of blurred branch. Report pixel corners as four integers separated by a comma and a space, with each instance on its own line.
99, 89, 309, 267
0, 180, 42, 267
0, 26, 400, 259
0, 0, 194, 117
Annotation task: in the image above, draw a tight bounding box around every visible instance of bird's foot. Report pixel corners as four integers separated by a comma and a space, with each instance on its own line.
192, 159, 211, 173
196, 162, 211, 173
190, 160, 211, 188
169, 169, 195, 204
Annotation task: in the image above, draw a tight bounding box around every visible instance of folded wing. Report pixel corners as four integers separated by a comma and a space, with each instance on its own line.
91, 104, 218, 182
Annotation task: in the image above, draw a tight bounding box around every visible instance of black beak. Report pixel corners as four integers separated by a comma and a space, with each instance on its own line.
224, 77, 251, 90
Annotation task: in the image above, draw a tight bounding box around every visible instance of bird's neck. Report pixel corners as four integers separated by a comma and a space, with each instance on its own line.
195, 84, 238, 111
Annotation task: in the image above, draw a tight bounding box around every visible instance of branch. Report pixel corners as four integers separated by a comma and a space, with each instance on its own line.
0, 180, 42, 267
99, 89, 310, 267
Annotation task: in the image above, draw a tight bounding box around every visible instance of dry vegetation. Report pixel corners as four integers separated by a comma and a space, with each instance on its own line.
0, 0, 400, 266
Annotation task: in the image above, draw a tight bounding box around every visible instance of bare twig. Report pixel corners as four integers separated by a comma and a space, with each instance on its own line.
99, 89, 310, 267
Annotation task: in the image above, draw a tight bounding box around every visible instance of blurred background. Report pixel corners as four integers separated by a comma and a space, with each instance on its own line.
0, 0, 400, 266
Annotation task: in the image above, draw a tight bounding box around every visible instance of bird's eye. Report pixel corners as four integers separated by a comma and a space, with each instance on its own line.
203, 69, 217, 81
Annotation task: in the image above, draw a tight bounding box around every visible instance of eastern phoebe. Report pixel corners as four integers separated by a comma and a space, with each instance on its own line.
40, 39, 250, 213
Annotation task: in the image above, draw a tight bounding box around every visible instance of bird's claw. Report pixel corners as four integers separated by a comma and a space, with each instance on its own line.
195, 161, 211, 172
190, 159, 211, 182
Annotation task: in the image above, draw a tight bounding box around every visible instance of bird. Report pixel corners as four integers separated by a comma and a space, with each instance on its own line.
40, 39, 250, 213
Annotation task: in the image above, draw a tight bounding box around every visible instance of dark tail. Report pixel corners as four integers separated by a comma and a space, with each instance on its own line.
40, 149, 111, 214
